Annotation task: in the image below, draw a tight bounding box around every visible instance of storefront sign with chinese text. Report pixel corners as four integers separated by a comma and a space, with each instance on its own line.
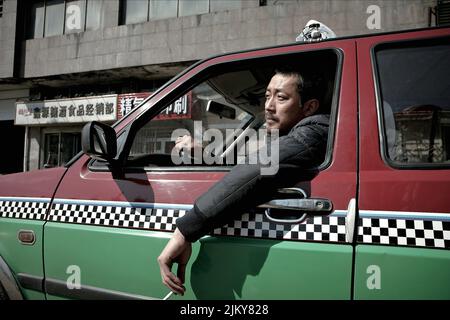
117, 92, 192, 121
118, 93, 151, 119
15, 95, 118, 125
154, 93, 192, 120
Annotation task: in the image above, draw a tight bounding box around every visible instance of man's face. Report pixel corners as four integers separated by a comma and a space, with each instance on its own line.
264, 73, 306, 134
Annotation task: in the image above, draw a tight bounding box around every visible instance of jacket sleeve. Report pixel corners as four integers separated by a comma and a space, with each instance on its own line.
176, 118, 329, 242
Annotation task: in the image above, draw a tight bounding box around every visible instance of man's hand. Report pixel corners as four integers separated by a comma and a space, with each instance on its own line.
157, 228, 192, 296
174, 135, 194, 153
174, 135, 203, 157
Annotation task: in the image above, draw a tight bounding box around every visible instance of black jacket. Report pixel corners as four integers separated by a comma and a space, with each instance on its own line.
176, 114, 330, 242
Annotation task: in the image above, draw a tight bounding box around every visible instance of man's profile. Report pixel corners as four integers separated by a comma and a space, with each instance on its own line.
157, 67, 330, 295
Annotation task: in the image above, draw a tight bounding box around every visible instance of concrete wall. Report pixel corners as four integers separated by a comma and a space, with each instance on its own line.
0, 88, 29, 120
0, 0, 18, 78
22, 0, 437, 78
27, 126, 41, 171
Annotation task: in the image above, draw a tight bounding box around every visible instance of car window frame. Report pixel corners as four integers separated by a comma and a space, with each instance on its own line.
88, 46, 344, 173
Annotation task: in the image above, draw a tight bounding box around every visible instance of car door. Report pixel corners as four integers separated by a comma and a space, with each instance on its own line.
43, 39, 358, 300
0, 167, 66, 300
355, 28, 450, 299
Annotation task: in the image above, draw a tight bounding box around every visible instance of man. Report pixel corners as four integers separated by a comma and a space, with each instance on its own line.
157, 68, 330, 295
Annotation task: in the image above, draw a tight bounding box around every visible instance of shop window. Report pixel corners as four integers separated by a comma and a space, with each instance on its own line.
120, 0, 245, 25
149, 0, 178, 20
26, 0, 105, 39
266, 0, 292, 5
43, 131, 81, 168
437, 0, 450, 26
178, 0, 208, 17
65, 0, 86, 34
28, 1, 45, 38
86, 0, 105, 30
44, 0, 65, 37
122, 0, 148, 25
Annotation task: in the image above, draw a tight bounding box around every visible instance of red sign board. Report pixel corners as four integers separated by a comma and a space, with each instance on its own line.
154, 92, 192, 121
118, 92, 192, 120
118, 92, 151, 119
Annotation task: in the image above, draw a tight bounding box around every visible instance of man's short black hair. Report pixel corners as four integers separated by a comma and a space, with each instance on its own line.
274, 66, 328, 114
274, 67, 305, 102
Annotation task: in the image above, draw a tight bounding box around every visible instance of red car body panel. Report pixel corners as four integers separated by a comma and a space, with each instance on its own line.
0, 167, 66, 199
358, 28, 450, 213
54, 40, 358, 213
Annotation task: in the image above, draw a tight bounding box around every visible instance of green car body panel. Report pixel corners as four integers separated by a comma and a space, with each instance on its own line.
354, 245, 450, 299
0, 218, 46, 300
44, 223, 352, 300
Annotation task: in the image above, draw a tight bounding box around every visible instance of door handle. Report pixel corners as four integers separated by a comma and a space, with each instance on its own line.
258, 188, 333, 224
261, 198, 333, 212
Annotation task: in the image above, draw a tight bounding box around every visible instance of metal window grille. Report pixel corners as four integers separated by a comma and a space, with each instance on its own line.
437, 0, 450, 26
0, 0, 3, 18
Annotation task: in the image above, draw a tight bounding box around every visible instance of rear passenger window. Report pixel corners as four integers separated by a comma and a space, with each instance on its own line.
375, 37, 450, 166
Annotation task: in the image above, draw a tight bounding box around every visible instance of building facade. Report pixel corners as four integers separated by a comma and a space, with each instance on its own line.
0, 0, 444, 173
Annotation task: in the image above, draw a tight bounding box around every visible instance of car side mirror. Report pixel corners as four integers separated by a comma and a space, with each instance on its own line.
81, 121, 117, 162
206, 100, 236, 119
